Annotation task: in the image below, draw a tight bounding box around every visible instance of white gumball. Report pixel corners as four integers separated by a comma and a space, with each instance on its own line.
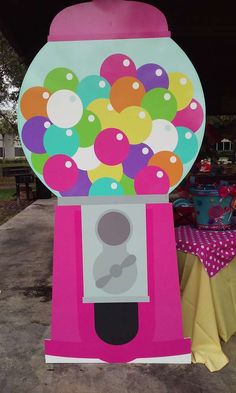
72, 145, 100, 171
144, 119, 178, 153
47, 89, 83, 128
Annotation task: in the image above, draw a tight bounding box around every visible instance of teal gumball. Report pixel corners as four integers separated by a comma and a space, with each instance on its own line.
44, 124, 79, 157
89, 177, 123, 196
174, 127, 198, 163
76, 75, 111, 107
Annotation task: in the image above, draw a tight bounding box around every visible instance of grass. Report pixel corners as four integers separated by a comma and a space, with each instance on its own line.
0, 188, 16, 201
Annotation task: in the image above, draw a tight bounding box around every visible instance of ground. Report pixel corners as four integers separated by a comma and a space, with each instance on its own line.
0, 200, 236, 393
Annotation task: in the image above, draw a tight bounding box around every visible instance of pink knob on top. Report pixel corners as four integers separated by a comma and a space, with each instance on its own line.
48, 0, 170, 42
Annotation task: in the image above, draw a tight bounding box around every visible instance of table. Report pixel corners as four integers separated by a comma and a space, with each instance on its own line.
177, 250, 236, 372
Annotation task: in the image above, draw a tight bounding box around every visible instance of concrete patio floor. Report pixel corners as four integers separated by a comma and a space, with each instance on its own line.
0, 199, 236, 393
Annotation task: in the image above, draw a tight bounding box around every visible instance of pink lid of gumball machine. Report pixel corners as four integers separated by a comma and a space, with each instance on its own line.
48, 0, 170, 41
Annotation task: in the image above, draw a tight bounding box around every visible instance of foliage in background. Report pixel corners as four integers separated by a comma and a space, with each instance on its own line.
0, 31, 26, 136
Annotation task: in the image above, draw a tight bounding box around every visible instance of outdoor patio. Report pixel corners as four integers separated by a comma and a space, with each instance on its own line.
0, 199, 236, 393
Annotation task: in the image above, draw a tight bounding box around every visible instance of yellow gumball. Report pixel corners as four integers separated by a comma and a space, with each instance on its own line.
168, 72, 193, 110
88, 163, 123, 183
87, 98, 120, 129
118, 106, 152, 144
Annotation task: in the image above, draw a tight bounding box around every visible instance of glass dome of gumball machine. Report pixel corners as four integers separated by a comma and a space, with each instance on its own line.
17, 0, 205, 363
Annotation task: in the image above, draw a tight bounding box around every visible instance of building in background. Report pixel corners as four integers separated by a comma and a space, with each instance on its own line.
0, 135, 24, 160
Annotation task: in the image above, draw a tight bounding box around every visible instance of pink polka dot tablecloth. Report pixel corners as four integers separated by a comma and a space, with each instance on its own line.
175, 225, 236, 277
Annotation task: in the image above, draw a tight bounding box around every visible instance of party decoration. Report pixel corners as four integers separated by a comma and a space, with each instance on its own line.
17, 0, 205, 367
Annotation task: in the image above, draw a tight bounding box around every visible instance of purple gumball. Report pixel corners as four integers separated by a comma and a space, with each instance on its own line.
22, 116, 51, 153
137, 63, 169, 91
61, 170, 92, 196
123, 143, 153, 178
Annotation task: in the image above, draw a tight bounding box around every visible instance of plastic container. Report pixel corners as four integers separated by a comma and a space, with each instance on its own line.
190, 185, 232, 230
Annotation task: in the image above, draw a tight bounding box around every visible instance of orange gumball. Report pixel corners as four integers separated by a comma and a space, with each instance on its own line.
20, 87, 51, 119
110, 77, 145, 112
148, 151, 183, 186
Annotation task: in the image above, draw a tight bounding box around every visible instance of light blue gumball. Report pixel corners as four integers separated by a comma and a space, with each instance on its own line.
174, 127, 198, 163
43, 124, 79, 157
89, 177, 123, 196
76, 75, 111, 107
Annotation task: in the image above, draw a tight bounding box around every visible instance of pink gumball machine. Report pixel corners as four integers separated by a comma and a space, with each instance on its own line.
17, 0, 205, 363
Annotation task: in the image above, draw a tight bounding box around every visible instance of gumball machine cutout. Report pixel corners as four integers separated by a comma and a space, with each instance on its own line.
18, 0, 205, 363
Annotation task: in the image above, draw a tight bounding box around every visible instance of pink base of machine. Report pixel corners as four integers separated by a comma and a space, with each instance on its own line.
45, 202, 191, 363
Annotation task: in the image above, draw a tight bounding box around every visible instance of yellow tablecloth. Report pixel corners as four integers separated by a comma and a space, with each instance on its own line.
178, 251, 236, 372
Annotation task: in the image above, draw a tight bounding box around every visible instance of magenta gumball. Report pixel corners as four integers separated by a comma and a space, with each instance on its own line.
43, 155, 78, 192
123, 143, 153, 178
137, 63, 169, 91
172, 99, 204, 132
22, 116, 51, 153
134, 165, 170, 195
94, 128, 129, 165
100, 54, 137, 85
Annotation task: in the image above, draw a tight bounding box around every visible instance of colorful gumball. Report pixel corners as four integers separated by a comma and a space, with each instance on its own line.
141, 88, 177, 121
43, 125, 79, 157
148, 151, 183, 187
134, 166, 170, 195
94, 128, 129, 165
119, 175, 135, 195
168, 72, 193, 110
172, 99, 204, 132
74, 109, 101, 147
137, 63, 169, 91
88, 163, 123, 183
110, 76, 145, 112
22, 116, 51, 153
118, 106, 152, 144
88, 99, 120, 129
61, 170, 91, 196
89, 178, 123, 196
123, 143, 153, 178
47, 89, 83, 128
43, 155, 78, 191
73, 145, 100, 171
44, 68, 79, 93
174, 127, 198, 163
20, 87, 51, 119
100, 54, 137, 85
76, 75, 110, 107
144, 119, 178, 153
31, 153, 49, 174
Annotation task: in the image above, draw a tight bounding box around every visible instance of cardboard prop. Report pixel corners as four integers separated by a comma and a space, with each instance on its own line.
17, 0, 205, 363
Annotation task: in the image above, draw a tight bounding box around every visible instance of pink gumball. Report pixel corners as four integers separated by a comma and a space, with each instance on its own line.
172, 99, 204, 132
43, 154, 78, 191
100, 54, 137, 85
134, 165, 170, 195
94, 128, 129, 165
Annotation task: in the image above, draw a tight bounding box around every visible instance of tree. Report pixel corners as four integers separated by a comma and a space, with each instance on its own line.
0, 31, 26, 140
